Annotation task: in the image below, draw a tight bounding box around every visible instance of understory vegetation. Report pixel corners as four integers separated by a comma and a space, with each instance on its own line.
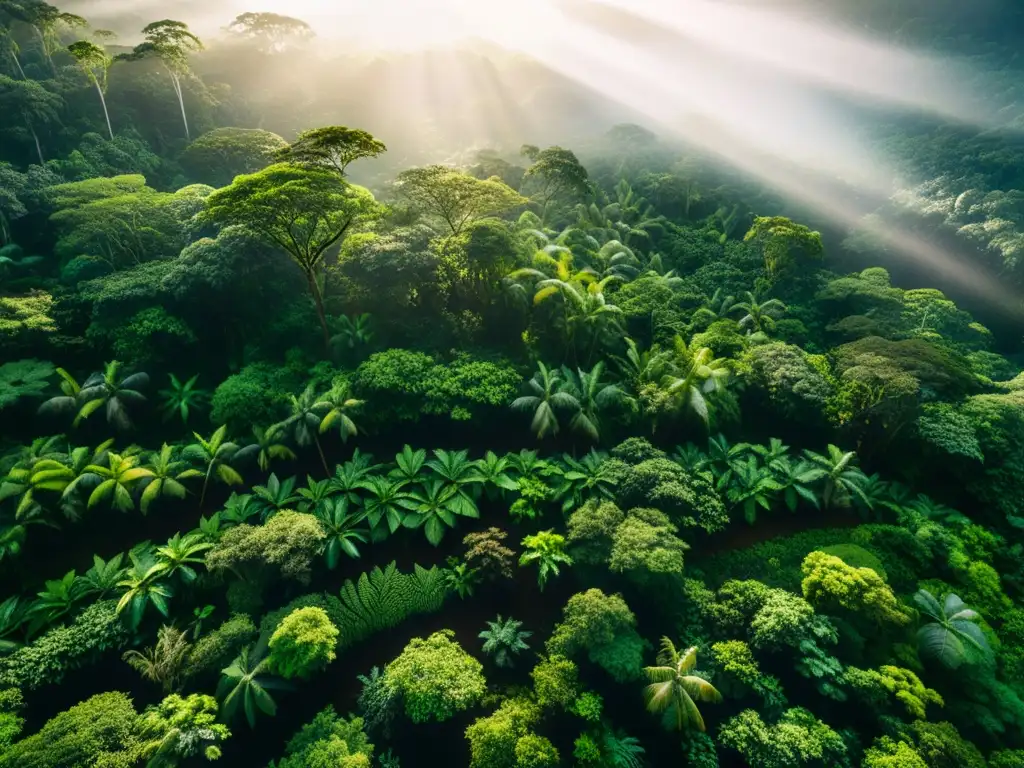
1, 1, 1024, 766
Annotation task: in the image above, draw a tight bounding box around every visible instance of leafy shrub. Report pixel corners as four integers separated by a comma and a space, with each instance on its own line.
465, 697, 540, 768
206, 511, 326, 585
209, 362, 296, 430
565, 500, 625, 565
514, 734, 559, 768
718, 707, 848, 767
0, 601, 130, 691
744, 343, 834, 421
268, 607, 339, 679
260, 593, 346, 641
801, 552, 910, 627
616, 458, 728, 534
609, 507, 688, 581
819, 544, 887, 581
531, 655, 579, 710
0, 692, 139, 768
547, 589, 646, 682
353, 349, 521, 423
383, 630, 485, 723
270, 707, 373, 768
184, 614, 257, 682
0, 359, 54, 410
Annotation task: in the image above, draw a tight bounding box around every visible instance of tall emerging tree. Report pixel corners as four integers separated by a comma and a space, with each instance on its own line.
275, 125, 386, 177
226, 12, 314, 53
0, 74, 61, 165
203, 163, 380, 350
395, 165, 527, 235
67, 40, 114, 139
115, 19, 203, 139
520, 145, 591, 218
744, 216, 824, 279
642, 639, 721, 732
3, 0, 85, 75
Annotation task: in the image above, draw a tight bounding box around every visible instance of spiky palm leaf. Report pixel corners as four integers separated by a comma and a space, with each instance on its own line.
642, 638, 721, 732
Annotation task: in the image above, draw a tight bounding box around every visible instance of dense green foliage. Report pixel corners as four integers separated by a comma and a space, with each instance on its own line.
0, 2, 1022, 763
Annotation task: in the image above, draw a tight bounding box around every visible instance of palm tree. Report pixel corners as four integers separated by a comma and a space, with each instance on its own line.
251, 473, 300, 520
274, 384, 330, 474
519, 530, 572, 590
36, 368, 82, 422
123, 624, 191, 693
403, 480, 472, 546
0, 596, 26, 653
471, 451, 519, 501
217, 637, 289, 728
914, 589, 992, 669
701, 434, 753, 489
158, 374, 209, 424
664, 346, 730, 427
725, 457, 783, 525
691, 289, 739, 330
84, 452, 155, 512
559, 362, 629, 443
554, 449, 616, 513
220, 492, 262, 527
389, 444, 426, 486
296, 475, 337, 514
331, 449, 380, 503
360, 476, 415, 541
251, 425, 295, 472
313, 497, 370, 567
79, 553, 126, 599
614, 338, 673, 390
67, 39, 114, 139
426, 449, 481, 517
315, 382, 363, 443
182, 425, 250, 510
28, 569, 84, 632
642, 639, 721, 732
330, 313, 374, 357
512, 362, 578, 440
479, 615, 532, 668
592, 239, 641, 281
769, 456, 822, 512
734, 291, 787, 334
77, 361, 149, 431
801, 445, 871, 510
117, 545, 174, 630
153, 532, 213, 584
140, 444, 201, 514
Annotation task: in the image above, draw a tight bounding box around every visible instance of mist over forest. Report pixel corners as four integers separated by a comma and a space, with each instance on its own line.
2, 1, 1024, 767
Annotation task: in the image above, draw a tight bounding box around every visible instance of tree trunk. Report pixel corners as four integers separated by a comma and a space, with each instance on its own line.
28, 122, 43, 166
307, 272, 332, 354
94, 80, 114, 140
33, 27, 56, 77
9, 51, 26, 79
170, 72, 190, 140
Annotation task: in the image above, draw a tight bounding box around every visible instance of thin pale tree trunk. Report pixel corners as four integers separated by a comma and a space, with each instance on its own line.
9, 50, 26, 79
94, 80, 113, 140
28, 122, 43, 165
169, 71, 190, 139
33, 28, 56, 77
307, 273, 332, 354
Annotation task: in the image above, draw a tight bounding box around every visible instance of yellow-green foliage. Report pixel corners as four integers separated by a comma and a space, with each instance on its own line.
844, 665, 943, 719
268, 607, 339, 679
465, 697, 540, 768
863, 737, 928, 768
819, 544, 887, 581
530, 655, 579, 710
384, 630, 485, 724
800, 551, 910, 626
